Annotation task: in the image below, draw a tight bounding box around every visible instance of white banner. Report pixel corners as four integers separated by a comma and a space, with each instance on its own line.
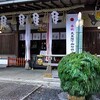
42, 33, 46, 40
60, 32, 66, 39
32, 33, 41, 40
52, 32, 59, 40
66, 14, 77, 54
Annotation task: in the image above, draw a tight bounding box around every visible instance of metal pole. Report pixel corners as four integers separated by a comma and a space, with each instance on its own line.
78, 20, 83, 53
76, 21, 79, 53
76, 12, 83, 53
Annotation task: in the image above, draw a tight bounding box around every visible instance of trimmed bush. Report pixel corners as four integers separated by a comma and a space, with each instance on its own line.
58, 52, 100, 97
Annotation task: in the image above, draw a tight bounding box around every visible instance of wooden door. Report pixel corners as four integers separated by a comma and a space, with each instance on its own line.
0, 33, 18, 56
83, 27, 100, 54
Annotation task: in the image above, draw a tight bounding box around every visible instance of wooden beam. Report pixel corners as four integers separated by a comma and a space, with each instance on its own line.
0, 5, 84, 16
50, 0, 59, 8
42, 1, 54, 8
60, 0, 67, 7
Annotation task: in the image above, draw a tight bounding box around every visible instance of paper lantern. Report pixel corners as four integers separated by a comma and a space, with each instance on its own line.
1, 15, 7, 27
19, 14, 25, 26
51, 11, 59, 24
32, 13, 39, 26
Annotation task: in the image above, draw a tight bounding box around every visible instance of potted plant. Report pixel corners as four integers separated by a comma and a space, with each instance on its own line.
58, 52, 100, 100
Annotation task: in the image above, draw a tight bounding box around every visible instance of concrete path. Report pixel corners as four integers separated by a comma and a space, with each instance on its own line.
0, 67, 60, 88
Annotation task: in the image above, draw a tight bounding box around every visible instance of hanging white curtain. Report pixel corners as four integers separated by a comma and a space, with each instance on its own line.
46, 14, 52, 56
25, 16, 31, 61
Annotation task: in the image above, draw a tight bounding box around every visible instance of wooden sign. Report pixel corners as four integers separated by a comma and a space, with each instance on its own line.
38, 23, 47, 32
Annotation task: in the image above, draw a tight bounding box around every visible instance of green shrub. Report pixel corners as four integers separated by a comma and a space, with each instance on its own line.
58, 52, 100, 97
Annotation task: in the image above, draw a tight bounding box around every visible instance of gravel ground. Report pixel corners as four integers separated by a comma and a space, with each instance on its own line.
0, 81, 99, 100
0, 81, 62, 100
24, 86, 100, 100
24, 86, 62, 100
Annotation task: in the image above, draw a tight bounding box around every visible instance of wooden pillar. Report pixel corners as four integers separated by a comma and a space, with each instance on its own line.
16, 17, 19, 57
44, 14, 52, 78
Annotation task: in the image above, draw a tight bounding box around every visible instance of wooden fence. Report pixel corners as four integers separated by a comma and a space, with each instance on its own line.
8, 57, 26, 67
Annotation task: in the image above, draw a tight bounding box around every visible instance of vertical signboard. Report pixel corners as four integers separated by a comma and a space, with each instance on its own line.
66, 14, 77, 54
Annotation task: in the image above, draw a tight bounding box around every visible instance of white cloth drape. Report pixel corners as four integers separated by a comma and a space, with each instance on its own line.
46, 14, 52, 56
25, 16, 31, 61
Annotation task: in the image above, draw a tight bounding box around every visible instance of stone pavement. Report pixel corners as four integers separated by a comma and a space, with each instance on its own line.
0, 67, 99, 100
0, 81, 40, 100
0, 67, 60, 88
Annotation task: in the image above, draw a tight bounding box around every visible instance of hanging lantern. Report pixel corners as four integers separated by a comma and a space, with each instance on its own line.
32, 13, 39, 26
51, 11, 59, 24
1, 15, 7, 27
19, 14, 25, 26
